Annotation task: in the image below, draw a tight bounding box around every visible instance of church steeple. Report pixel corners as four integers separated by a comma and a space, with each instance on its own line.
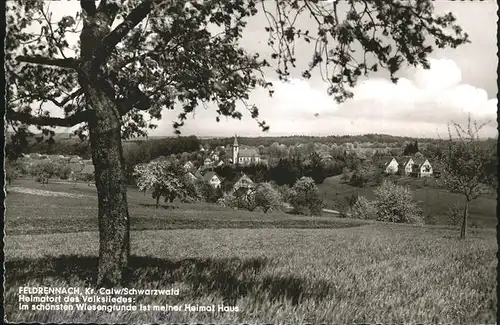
232, 134, 239, 165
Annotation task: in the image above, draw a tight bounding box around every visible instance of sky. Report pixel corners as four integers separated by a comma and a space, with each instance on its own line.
14, 1, 499, 139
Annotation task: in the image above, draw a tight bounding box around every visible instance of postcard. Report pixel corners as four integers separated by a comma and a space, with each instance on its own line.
4, 0, 497, 323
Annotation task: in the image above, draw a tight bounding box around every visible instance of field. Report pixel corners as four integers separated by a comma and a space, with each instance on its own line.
318, 175, 497, 228
4, 179, 497, 323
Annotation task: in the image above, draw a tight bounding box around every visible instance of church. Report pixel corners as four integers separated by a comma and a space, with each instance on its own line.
227, 135, 261, 166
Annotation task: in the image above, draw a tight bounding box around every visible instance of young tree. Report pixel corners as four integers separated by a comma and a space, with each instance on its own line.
196, 179, 222, 203
134, 160, 192, 208
373, 180, 422, 224
254, 182, 282, 213
33, 160, 60, 185
348, 196, 377, 220
6, 0, 468, 287
289, 176, 323, 216
441, 116, 491, 239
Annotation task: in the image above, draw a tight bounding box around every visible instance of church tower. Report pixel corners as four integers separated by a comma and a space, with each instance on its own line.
232, 134, 239, 165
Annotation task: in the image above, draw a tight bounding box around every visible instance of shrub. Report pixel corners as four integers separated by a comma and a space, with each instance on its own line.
58, 164, 72, 180
289, 177, 323, 216
254, 182, 282, 213
5, 160, 20, 185
373, 180, 423, 224
217, 194, 237, 209
196, 180, 223, 203
218, 192, 252, 210
276, 184, 293, 203
447, 202, 462, 227
344, 193, 358, 208
348, 196, 377, 220
32, 160, 60, 184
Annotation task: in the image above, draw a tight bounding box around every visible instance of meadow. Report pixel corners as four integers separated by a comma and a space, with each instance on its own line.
318, 175, 497, 228
4, 178, 497, 324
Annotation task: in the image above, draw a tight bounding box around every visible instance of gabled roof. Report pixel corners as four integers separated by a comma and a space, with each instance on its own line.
413, 157, 428, 166
239, 148, 259, 158
203, 171, 219, 182
235, 173, 254, 186
185, 171, 197, 180
397, 156, 413, 167
383, 157, 397, 167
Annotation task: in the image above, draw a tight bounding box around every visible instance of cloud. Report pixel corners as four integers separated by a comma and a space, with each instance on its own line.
152, 57, 496, 138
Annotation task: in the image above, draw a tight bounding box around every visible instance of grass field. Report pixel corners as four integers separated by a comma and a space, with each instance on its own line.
318, 175, 497, 228
4, 178, 497, 323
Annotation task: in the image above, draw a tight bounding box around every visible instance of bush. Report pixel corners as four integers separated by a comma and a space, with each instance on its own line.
217, 194, 238, 209
254, 182, 282, 213
218, 192, 254, 210
32, 160, 60, 184
276, 184, 293, 203
447, 202, 462, 227
196, 180, 222, 203
348, 196, 377, 220
5, 160, 20, 185
373, 180, 422, 224
289, 177, 323, 216
344, 193, 358, 208
58, 164, 72, 180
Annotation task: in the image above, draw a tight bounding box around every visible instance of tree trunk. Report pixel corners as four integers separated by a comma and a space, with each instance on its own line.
79, 7, 131, 288
460, 200, 469, 239
156, 196, 160, 209
87, 83, 130, 288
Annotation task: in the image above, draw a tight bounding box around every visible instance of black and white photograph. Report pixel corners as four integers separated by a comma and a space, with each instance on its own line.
3, 0, 497, 323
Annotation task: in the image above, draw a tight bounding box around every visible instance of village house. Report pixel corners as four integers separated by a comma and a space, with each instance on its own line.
203, 157, 213, 166
202, 171, 222, 188
184, 171, 198, 183
211, 152, 220, 162
397, 157, 414, 176
229, 173, 255, 196
411, 158, 433, 178
383, 157, 399, 174
183, 161, 195, 172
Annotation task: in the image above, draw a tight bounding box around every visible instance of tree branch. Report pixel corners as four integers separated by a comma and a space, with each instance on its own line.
16, 55, 79, 69
7, 108, 89, 127
92, 0, 166, 69
42, 88, 85, 107
108, 71, 152, 116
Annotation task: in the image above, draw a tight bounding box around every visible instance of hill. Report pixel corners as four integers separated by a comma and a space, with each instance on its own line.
317, 175, 496, 228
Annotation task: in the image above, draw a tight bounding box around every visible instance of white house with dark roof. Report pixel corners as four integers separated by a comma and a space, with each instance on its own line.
183, 161, 195, 172
397, 157, 414, 176
229, 173, 255, 196
411, 157, 433, 178
184, 171, 198, 183
228, 135, 261, 166
383, 157, 399, 174
202, 171, 222, 188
